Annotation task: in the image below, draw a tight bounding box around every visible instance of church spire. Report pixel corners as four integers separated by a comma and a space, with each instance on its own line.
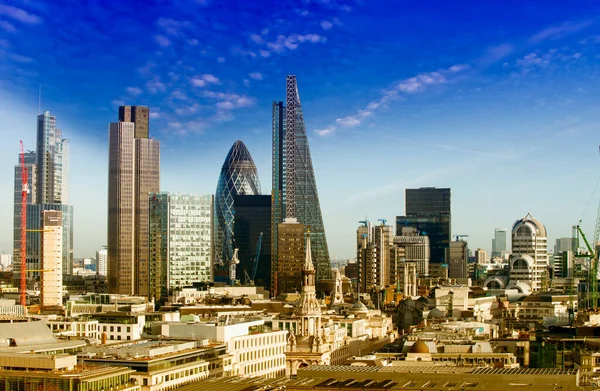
304, 229, 314, 272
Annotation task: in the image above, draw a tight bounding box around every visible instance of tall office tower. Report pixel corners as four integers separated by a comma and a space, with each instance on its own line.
271, 101, 285, 296
233, 195, 272, 290
397, 187, 451, 265
96, 247, 107, 277
492, 228, 508, 258
118, 105, 149, 139
13, 151, 36, 285
107, 110, 160, 296
40, 210, 63, 307
475, 248, 487, 264
373, 223, 393, 288
214, 141, 261, 282
356, 228, 376, 295
149, 193, 213, 302
447, 240, 468, 279
271, 76, 331, 294
555, 237, 574, 255
392, 227, 430, 276
509, 213, 548, 292
36, 111, 70, 205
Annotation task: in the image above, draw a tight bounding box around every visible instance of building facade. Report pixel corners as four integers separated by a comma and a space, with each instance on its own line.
36, 110, 70, 205
233, 195, 271, 289
492, 228, 508, 258
214, 140, 261, 280
271, 76, 331, 294
393, 227, 430, 277
276, 220, 305, 294
41, 210, 63, 307
96, 247, 107, 277
108, 106, 160, 297
397, 187, 451, 265
149, 192, 213, 302
447, 240, 468, 279
508, 213, 549, 292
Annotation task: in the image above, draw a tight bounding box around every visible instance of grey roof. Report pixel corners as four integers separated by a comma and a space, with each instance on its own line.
0, 320, 57, 347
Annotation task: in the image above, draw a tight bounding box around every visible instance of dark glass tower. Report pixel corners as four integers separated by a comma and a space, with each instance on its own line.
396, 187, 451, 265
271, 76, 331, 288
215, 141, 261, 278
233, 195, 271, 290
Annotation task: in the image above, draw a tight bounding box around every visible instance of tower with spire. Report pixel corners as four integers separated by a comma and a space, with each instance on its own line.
294, 230, 322, 337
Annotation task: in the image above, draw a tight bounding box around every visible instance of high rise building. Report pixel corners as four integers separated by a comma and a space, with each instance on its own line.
40, 210, 63, 307
149, 193, 213, 302
355, 222, 393, 295
555, 237, 575, 255
475, 248, 487, 264
271, 75, 331, 293
397, 187, 451, 265
214, 140, 261, 279
107, 106, 160, 296
96, 247, 107, 277
392, 227, 430, 276
508, 213, 548, 292
277, 220, 305, 295
118, 105, 149, 139
492, 228, 508, 258
233, 195, 271, 289
14, 110, 74, 289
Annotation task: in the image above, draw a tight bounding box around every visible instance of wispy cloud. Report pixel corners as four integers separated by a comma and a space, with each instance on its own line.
157, 18, 191, 37
0, 5, 41, 24
126, 86, 143, 96
249, 72, 263, 80
529, 20, 593, 44
0, 20, 16, 33
478, 43, 514, 65
191, 74, 220, 87
247, 32, 327, 57
155, 34, 171, 47
316, 64, 468, 136
146, 79, 166, 94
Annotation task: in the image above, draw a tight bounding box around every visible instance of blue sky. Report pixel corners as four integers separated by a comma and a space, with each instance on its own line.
1, 0, 600, 260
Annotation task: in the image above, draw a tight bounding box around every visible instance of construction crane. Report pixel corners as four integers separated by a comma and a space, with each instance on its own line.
19, 141, 28, 307
576, 225, 598, 308
454, 235, 469, 241
251, 232, 263, 283
377, 218, 387, 226
358, 220, 369, 227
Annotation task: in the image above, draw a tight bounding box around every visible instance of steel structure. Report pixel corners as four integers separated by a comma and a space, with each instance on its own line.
285, 76, 297, 219
19, 141, 28, 306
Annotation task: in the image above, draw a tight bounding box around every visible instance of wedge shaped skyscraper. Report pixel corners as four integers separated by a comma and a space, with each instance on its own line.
215, 140, 262, 274
272, 76, 331, 291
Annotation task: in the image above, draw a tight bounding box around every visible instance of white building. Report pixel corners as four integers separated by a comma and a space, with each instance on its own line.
0, 254, 11, 270
96, 247, 107, 277
93, 312, 146, 342
44, 316, 100, 339
508, 214, 548, 292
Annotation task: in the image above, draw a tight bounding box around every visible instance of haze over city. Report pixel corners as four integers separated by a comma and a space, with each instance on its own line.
2, 0, 600, 259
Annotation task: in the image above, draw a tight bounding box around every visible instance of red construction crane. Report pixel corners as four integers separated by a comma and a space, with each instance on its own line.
19, 141, 28, 306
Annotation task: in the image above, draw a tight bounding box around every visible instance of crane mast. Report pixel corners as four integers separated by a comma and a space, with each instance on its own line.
19, 141, 28, 307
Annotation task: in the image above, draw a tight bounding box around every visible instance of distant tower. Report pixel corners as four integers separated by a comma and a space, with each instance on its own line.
271, 76, 331, 295
107, 106, 160, 296
96, 247, 107, 277
492, 228, 508, 258
214, 141, 261, 281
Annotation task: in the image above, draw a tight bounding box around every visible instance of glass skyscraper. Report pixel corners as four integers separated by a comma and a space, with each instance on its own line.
271, 76, 331, 286
214, 141, 261, 274
149, 192, 213, 302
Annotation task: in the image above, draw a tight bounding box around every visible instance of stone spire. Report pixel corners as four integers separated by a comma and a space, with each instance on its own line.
294, 230, 321, 335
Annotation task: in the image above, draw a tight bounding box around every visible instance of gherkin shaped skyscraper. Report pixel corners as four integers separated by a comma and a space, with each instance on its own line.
214, 140, 261, 272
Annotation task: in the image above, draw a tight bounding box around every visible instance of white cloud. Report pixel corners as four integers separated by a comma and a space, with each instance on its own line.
259, 50, 271, 58
171, 90, 187, 100
0, 5, 41, 24
155, 34, 171, 47
168, 121, 182, 129
0, 20, 16, 33
217, 57, 226, 63
266, 33, 326, 53
191, 74, 220, 87
146, 79, 166, 94
188, 39, 199, 46
516, 50, 557, 70
205, 91, 254, 110
149, 111, 160, 119
250, 34, 264, 44
249, 72, 263, 80
315, 64, 467, 136
126, 87, 143, 96
175, 103, 201, 115
321, 20, 333, 30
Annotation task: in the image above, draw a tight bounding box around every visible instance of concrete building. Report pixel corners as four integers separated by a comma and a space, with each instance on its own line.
492, 228, 507, 258
108, 107, 160, 297
92, 312, 146, 342
83, 339, 227, 390
393, 227, 430, 276
475, 248, 487, 264
96, 246, 107, 277
41, 210, 63, 307
149, 193, 213, 302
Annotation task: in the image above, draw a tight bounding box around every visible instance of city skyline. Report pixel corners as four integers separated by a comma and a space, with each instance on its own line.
2, 1, 600, 260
